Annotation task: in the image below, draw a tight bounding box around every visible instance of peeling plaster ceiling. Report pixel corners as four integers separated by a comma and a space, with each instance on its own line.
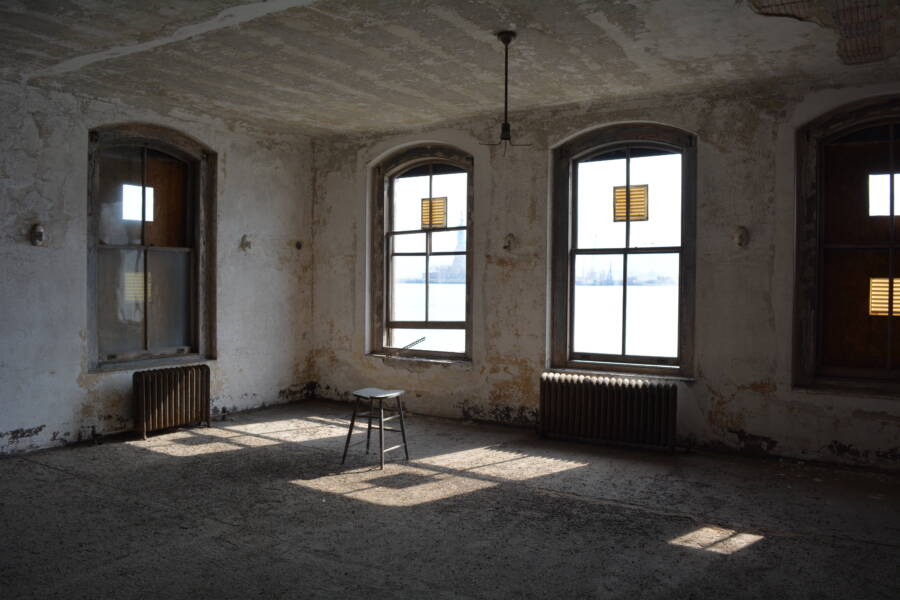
752, 0, 900, 65
2, 0, 899, 135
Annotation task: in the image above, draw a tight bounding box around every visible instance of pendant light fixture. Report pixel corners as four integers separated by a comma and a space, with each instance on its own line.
482, 30, 530, 153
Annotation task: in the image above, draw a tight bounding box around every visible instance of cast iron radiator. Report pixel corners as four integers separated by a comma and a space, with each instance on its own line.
133, 365, 210, 439
539, 372, 677, 452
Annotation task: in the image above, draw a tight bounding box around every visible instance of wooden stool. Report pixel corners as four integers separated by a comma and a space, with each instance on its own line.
341, 388, 409, 469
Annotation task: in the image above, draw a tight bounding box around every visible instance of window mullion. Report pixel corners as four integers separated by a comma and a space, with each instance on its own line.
888, 125, 895, 367
621, 147, 630, 357
568, 158, 579, 359
425, 165, 433, 322
141, 146, 149, 353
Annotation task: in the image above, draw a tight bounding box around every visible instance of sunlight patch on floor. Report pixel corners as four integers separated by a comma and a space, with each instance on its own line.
139, 439, 245, 456
292, 464, 496, 507
669, 526, 764, 554
135, 428, 283, 456
416, 446, 588, 481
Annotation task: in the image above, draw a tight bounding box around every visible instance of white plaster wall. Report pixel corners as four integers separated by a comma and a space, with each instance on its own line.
311, 82, 900, 469
0, 83, 314, 452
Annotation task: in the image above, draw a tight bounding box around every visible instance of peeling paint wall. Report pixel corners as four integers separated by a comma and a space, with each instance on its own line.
310, 81, 900, 470
0, 82, 314, 453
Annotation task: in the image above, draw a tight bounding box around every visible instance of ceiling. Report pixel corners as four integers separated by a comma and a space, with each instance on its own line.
2, 0, 898, 136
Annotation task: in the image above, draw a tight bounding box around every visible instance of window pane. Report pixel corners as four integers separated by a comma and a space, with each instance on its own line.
824, 125, 891, 244
573, 254, 623, 355
391, 256, 426, 321
97, 248, 144, 358
895, 124, 900, 230
392, 233, 425, 253
389, 328, 465, 353
625, 253, 679, 357
866, 173, 899, 216
577, 155, 626, 249
392, 174, 429, 232
628, 152, 682, 248
428, 255, 466, 321
144, 150, 189, 247
821, 249, 889, 369
148, 250, 191, 351
432, 229, 466, 252
97, 147, 143, 246
431, 172, 467, 227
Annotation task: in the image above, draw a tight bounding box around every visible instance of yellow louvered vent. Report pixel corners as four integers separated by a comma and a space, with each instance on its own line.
613, 184, 649, 222
124, 272, 151, 302
421, 196, 448, 229
869, 278, 900, 316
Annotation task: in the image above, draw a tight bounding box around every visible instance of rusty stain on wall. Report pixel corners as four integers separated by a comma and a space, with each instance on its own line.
827, 440, 869, 461
705, 384, 746, 431
737, 380, 777, 395
459, 400, 537, 426
875, 447, 900, 462
852, 409, 900, 425
728, 428, 779, 455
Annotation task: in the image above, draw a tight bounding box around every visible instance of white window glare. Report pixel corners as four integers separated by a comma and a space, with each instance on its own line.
122, 184, 154, 221
868, 173, 898, 216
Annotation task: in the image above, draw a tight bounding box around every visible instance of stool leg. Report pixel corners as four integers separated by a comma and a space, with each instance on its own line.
341, 396, 360, 465
365, 397, 374, 454
379, 398, 385, 469
397, 396, 410, 460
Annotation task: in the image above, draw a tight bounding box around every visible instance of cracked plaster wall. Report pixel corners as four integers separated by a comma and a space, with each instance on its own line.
310, 81, 900, 469
0, 82, 314, 453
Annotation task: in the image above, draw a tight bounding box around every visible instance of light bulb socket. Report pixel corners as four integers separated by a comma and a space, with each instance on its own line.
496, 30, 516, 46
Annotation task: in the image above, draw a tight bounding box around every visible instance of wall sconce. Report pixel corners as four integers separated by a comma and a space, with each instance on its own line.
30, 224, 46, 246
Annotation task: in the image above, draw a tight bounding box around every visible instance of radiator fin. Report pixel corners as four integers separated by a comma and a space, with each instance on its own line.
133, 365, 210, 439
539, 372, 677, 452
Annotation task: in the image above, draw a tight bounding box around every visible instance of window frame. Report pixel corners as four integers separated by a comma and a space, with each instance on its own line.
87, 124, 216, 371
550, 124, 696, 376
370, 145, 474, 360
794, 96, 900, 391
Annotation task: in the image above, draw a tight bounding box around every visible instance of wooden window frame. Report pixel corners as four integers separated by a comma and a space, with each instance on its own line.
370, 145, 474, 360
550, 124, 696, 376
794, 96, 900, 391
87, 124, 216, 371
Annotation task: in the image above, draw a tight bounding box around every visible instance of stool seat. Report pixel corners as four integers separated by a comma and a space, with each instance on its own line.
353, 388, 404, 399
342, 388, 409, 469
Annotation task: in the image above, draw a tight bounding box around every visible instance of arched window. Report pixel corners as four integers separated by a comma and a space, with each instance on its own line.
88, 125, 215, 369
370, 145, 473, 359
795, 97, 900, 388
550, 124, 696, 375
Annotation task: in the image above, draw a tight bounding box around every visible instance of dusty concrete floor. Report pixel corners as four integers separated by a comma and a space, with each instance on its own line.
1, 400, 898, 599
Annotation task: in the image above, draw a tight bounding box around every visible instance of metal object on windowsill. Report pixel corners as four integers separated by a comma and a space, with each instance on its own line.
481, 30, 531, 155
385, 337, 426, 360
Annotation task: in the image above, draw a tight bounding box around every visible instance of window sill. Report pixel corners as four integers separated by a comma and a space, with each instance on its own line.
367, 353, 472, 367
553, 363, 696, 383
793, 378, 900, 399
91, 354, 214, 374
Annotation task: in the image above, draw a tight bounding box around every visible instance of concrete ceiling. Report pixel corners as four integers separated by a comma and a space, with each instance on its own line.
2, 0, 898, 136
